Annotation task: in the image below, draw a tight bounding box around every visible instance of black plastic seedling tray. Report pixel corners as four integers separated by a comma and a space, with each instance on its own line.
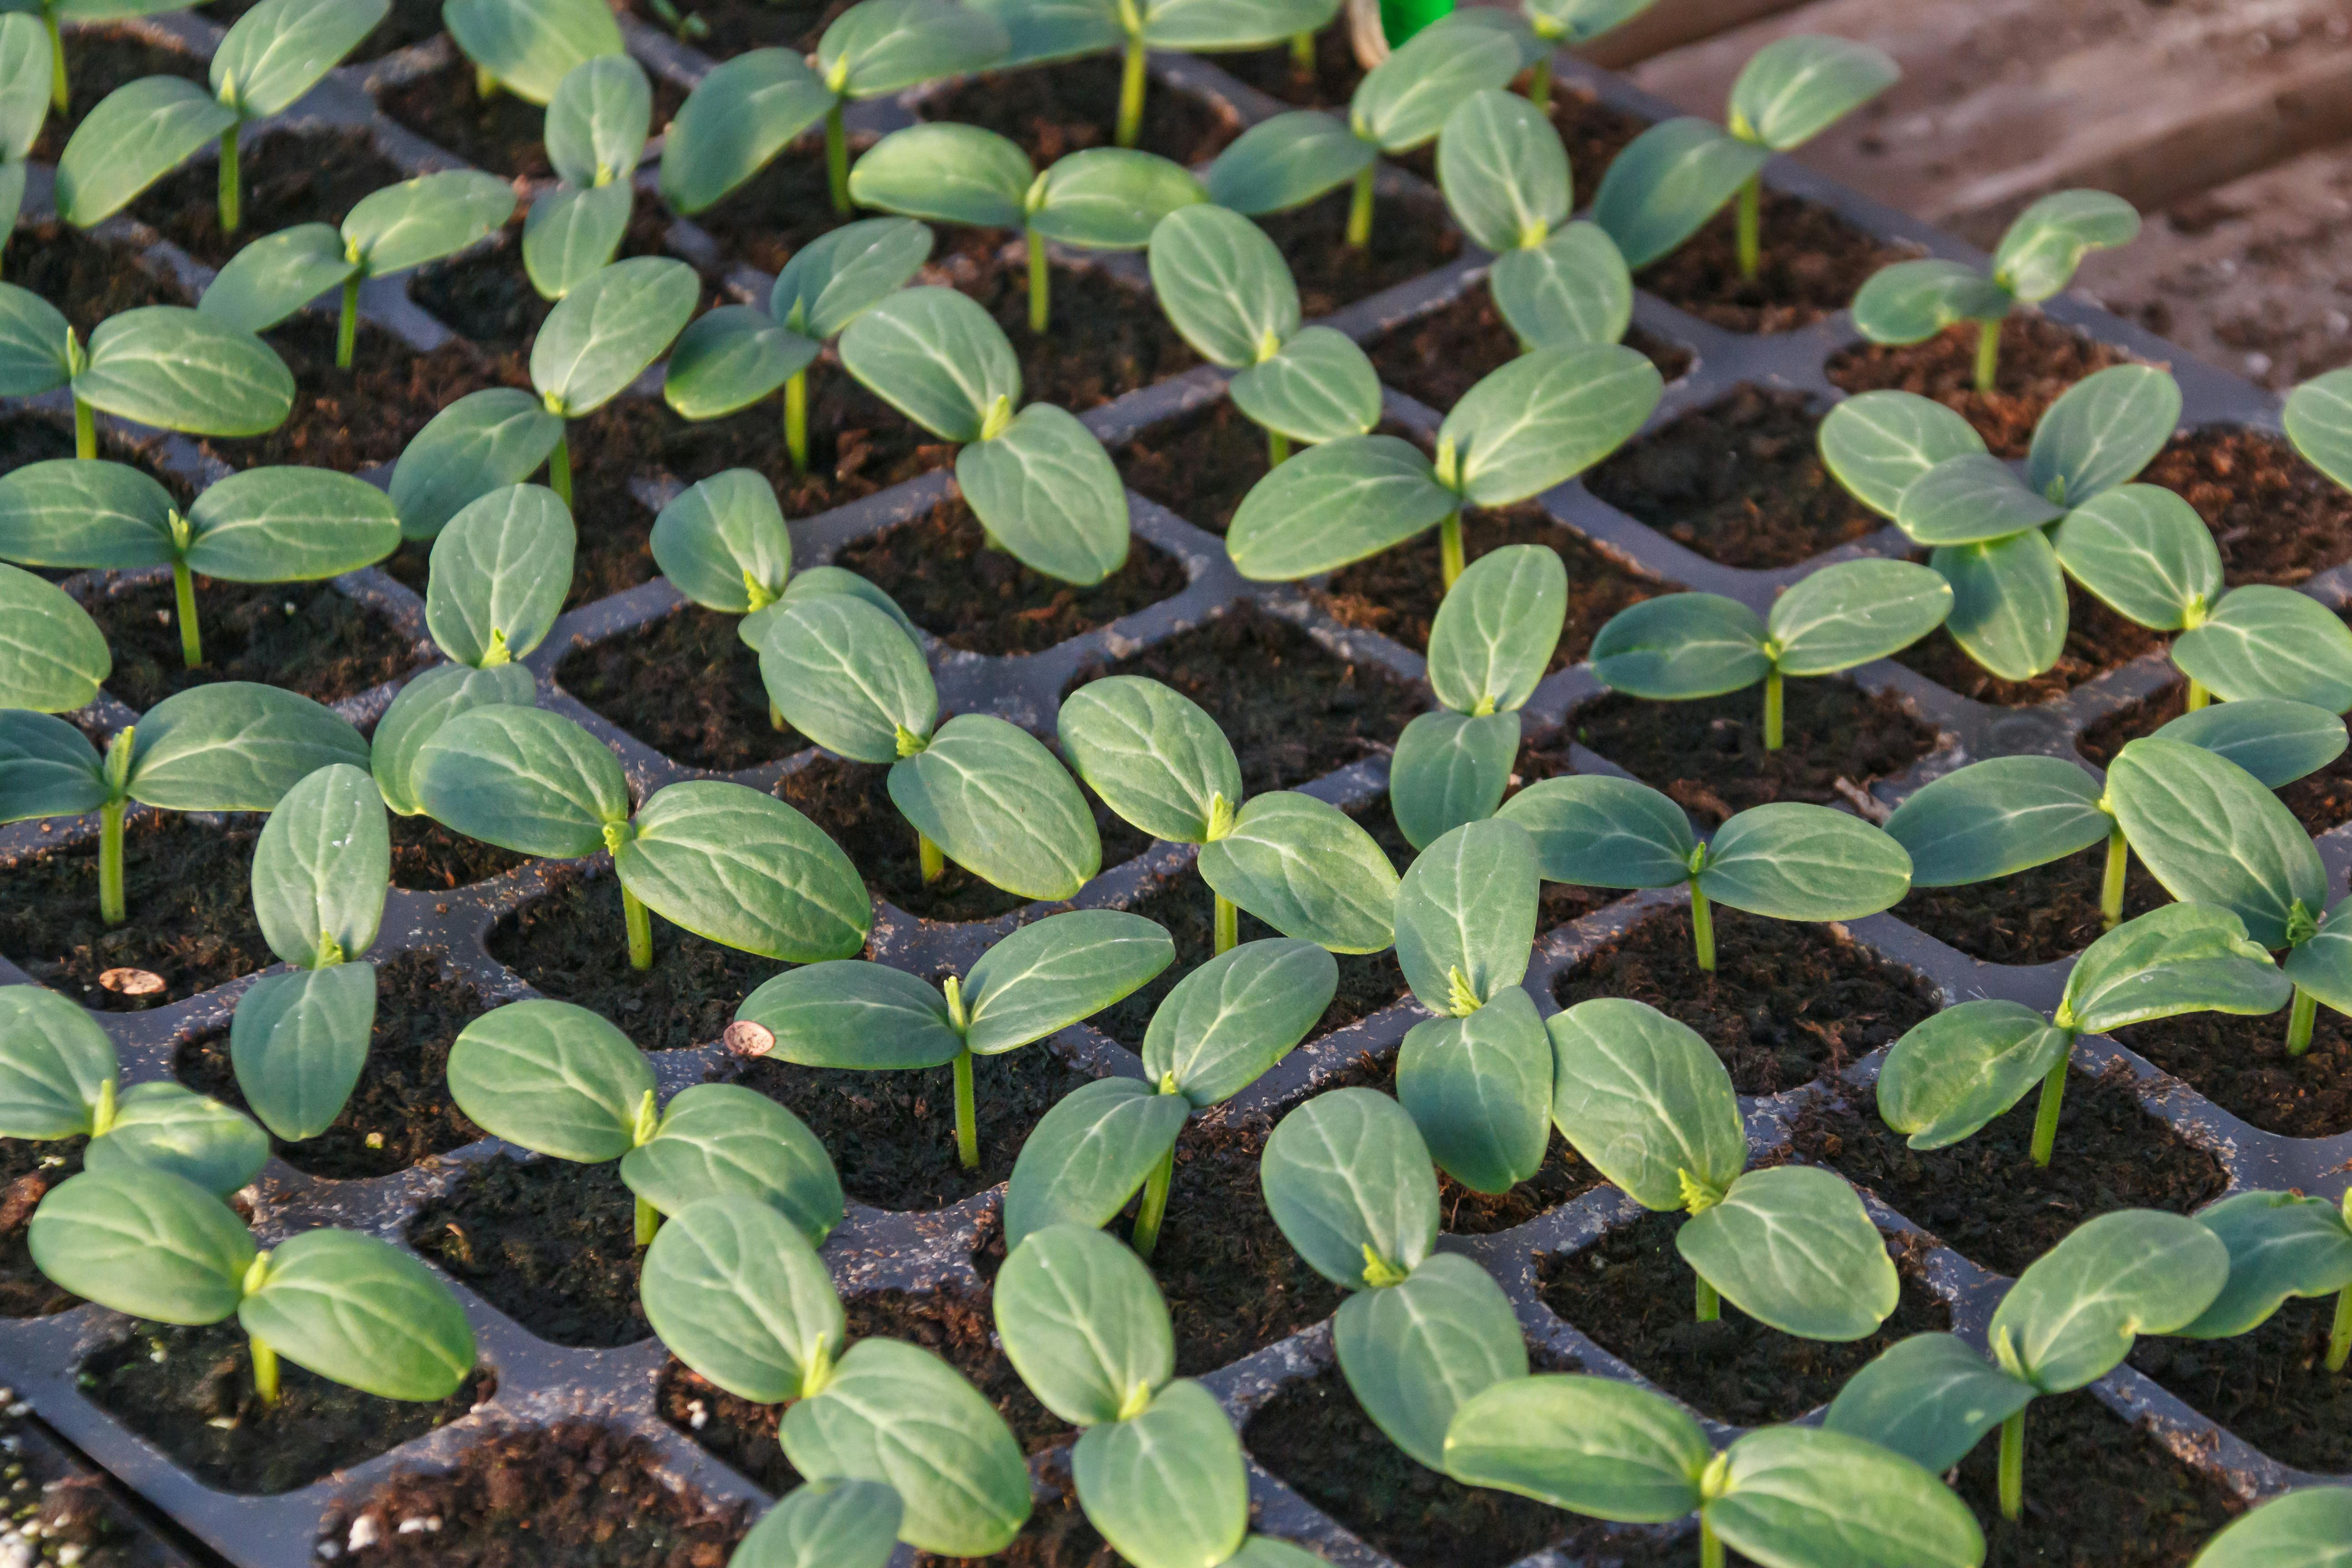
2, 7, 2347, 1567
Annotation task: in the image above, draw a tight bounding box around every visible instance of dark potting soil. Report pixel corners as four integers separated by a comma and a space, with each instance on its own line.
1788, 1069, 2229, 1279
1215, 23, 1361, 109
487, 873, 790, 1053
2080, 681, 2352, 836
174, 950, 489, 1179
1634, 192, 1908, 337
657, 1285, 1075, 1495
0, 813, 270, 1011
12, 221, 188, 337
1553, 905, 1940, 1098
563, 398, 673, 609
388, 808, 530, 891
1371, 289, 1694, 412
1583, 384, 1883, 569
85, 576, 418, 710
316, 1419, 752, 1568
637, 372, 953, 525
1117, 399, 1272, 535
0, 411, 194, 496
1895, 582, 2162, 707
1064, 600, 1421, 796
82, 1318, 488, 1495
211, 0, 446, 61
1569, 681, 1938, 826
128, 128, 407, 270
204, 323, 510, 473
1259, 188, 1463, 319
378, 60, 686, 181
624, 0, 835, 59
2142, 425, 2352, 588
919, 57, 1239, 166
559, 606, 804, 773
834, 500, 1189, 657
726, 1043, 1099, 1211
681, 142, 854, 277
1538, 1211, 1948, 1427
2114, 1007, 2352, 1141
0, 1401, 165, 1568
1891, 839, 2170, 969
409, 1154, 650, 1348
32, 32, 207, 162
1950, 1390, 2245, 1568
1825, 316, 2133, 456
407, 192, 676, 356
1316, 505, 1667, 666
0, 1136, 83, 1318
2132, 1294, 2352, 1476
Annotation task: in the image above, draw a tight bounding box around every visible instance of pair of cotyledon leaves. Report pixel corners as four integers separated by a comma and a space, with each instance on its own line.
849, 122, 1206, 260
521, 54, 656, 300
29, 1162, 475, 1403
1853, 189, 2140, 348
55, 0, 390, 227
972, 0, 1335, 71
0, 283, 293, 438
1589, 34, 1899, 269
0, 563, 110, 713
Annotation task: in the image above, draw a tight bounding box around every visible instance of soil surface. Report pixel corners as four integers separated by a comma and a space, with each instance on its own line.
1826, 315, 2133, 454
622, 375, 953, 529
1553, 905, 1940, 1098
0, 1399, 165, 1568
623, 0, 836, 58
683, 144, 849, 278
2132, 1294, 2352, 1476
1539, 1214, 1948, 1426
1, 814, 270, 1011
1569, 681, 1938, 824
15, 221, 189, 337
204, 326, 510, 474
1636, 193, 1906, 336
923, 230, 1202, 409
175, 950, 489, 1178
559, 607, 803, 774
1584, 385, 1885, 569
1117, 400, 1276, 536
2081, 681, 2352, 837
2143, 426, 2352, 588
1065, 601, 1421, 796
1789, 1068, 2229, 1279
1895, 582, 2161, 706
2114, 1007, 2351, 1141
488, 873, 790, 1053
129, 128, 406, 270
726, 1044, 1099, 1212
1891, 839, 2170, 969
83, 1318, 487, 1494
388, 809, 530, 891
316, 1419, 751, 1568
1372, 289, 1694, 412
920, 57, 1238, 166
835, 500, 1189, 657
86, 577, 417, 711
1259, 189, 1463, 319
379, 61, 684, 181
0, 1136, 83, 1318
0, 411, 192, 496
408, 194, 672, 355
34, 32, 208, 161
409, 1154, 650, 1348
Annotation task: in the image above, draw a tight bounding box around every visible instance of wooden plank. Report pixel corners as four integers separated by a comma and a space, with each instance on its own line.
1623, 0, 2352, 242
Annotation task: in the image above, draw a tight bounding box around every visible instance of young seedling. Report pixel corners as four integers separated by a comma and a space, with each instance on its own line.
22, 0, 184, 115
757, 588, 1105, 893
663, 217, 933, 470
851, 126, 1202, 333
28, 1164, 475, 1407
0, 460, 398, 667
0, 562, 109, 713
228, 763, 389, 1144
1497, 777, 1913, 972
523, 55, 652, 300
2172, 1188, 2352, 1375
199, 168, 516, 368
1436, 89, 1635, 355
838, 287, 1133, 580
725, 1480, 903, 1568
1853, 191, 2139, 392
1261, 1089, 1531, 1470
1550, 995, 1899, 1330
2189, 1487, 2352, 1568
1818, 365, 2185, 683
1004, 936, 1337, 1257
1882, 700, 2348, 929
1876, 902, 2288, 1167
1146, 203, 1380, 465
529, 256, 701, 506
1199, 788, 1401, 954
1391, 545, 1565, 848
1446, 1374, 1983, 1568
1591, 34, 1897, 279
1202, 20, 1521, 247
445, 998, 845, 1247
445, 0, 623, 105
657, 0, 1008, 218
1453, 0, 1656, 110
414, 706, 874, 972
0, 985, 267, 1197
0, 680, 368, 925
1227, 343, 1660, 589
56, 0, 390, 232
386, 388, 567, 541
638, 1193, 1031, 1557
0, 287, 293, 456
1588, 561, 1952, 752
971, 0, 1337, 148
731, 909, 1172, 1169
1826, 1208, 2226, 1524
0, 15, 49, 265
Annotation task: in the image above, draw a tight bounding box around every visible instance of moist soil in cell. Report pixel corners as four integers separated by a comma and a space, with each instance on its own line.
1634, 192, 1907, 336
0, 411, 196, 495
128, 128, 407, 269
1371, 289, 1693, 412
2130, 1294, 2352, 1477
387, 809, 530, 892
684, 144, 853, 278
645, 371, 954, 522
1117, 400, 1271, 535
1891, 839, 2171, 968
918, 56, 1238, 165
0, 1137, 82, 1318
558, 605, 804, 774
203, 323, 510, 473
562, 398, 677, 609
923, 228, 1203, 411
2081, 681, 2352, 835
87, 577, 419, 711
406, 193, 680, 356
1825, 315, 2133, 453
2141, 426, 2352, 586
409, 1154, 650, 1348
32, 32, 208, 160
1259, 189, 1463, 318
624, 0, 833, 59
1895, 582, 2161, 706
13, 221, 189, 335
2112, 1006, 2352, 1141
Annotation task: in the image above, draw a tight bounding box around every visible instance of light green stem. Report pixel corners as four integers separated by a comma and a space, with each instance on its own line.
218, 125, 240, 234
1267, 428, 1289, 466
171, 558, 201, 669
622, 884, 653, 971
2099, 823, 2128, 929
1028, 230, 1049, 334
1289, 29, 1314, 73
1699, 1515, 1725, 1568
1694, 1273, 1719, 1322
336, 275, 360, 369
1115, 34, 1147, 148
74, 395, 95, 460
1762, 669, 1784, 751
1214, 891, 1238, 955
250, 1335, 280, 1407
98, 798, 127, 927
2287, 986, 2319, 1056
2029, 1056, 2069, 1167
634, 1194, 659, 1247
475, 64, 498, 99
1130, 1141, 1176, 1260
769, 699, 786, 731
47, 10, 65, 115
919, 830, 944, 883
548, 428, 573, 507
1735, 172, 1761, 279
1690, 883, 1715, 973
2185, 678, 2210, 711
1529, 54, 1553, 111
1973, 316, 2001, 393
1345, 163, 1374, 248
784, 370, 808, 472
824, 102, 849, 214
1438, 511, 1464, 589
2328, 1283, 2350, 1373
1998, 1409, 2025, 1521
952, 1045, 978, 1169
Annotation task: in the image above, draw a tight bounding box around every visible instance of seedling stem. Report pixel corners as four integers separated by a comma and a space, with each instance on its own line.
952, 1045, 979, 1167
1690, 884, 1716, 972
98, 729, 133, 926
1762, 670, 1784, 751
475, 65, 498, 100
824, 103, 850, 214
45, 11, 63, 113
634, 1194, 659, 1247
1345, 164, 1375, 248
2328, 1281, 2350, 1373
250, 1335, 280, 1406
1694, 1274, 1719, 1322
335, 277, 360, 370
1028, 235, 1049, 334
1213, 892, 1238, 955
918, 830, 945, 883
1290, 30, 1315, 74
1115, 36, 1147, 148
2098, 822, 2128, 928
1973, 317, 2000, 393
218, 127, 241, 234
171, 558, 202, 668
1268, 429, 1289, 466
1735, 173, 1762, 279
1130, 1141, 1175, 1259
1438, 511, 1464, 590
1997, 1409, 2025, 1520
2185, 679, 2210, 711
1699, 1518, 1725, 1568
769, 699, 787, 730
1529, 54, 1553, 112
784, 371, 809, 471
548, 430, 573, 507
2028, 1054, 2069, 1166
622, 885, 654, 970
73, 396, 95, 461
2287, 986, 2319, 1056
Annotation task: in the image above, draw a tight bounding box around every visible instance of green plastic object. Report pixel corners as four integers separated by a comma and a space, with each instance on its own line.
1383, 0, 1454, 45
